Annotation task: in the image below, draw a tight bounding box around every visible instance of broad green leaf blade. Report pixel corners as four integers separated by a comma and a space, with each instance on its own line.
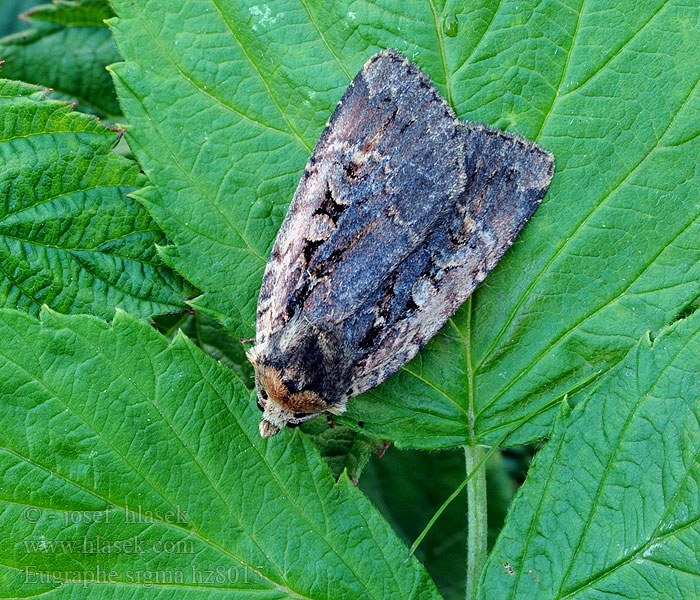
0, 79, 192, 319
462, 0, 700, 445
105, 0, 356, 337
479, 310, 700, 600
108, 0, 700, 448
0, 0, 120, 118
0, 308, 441, 599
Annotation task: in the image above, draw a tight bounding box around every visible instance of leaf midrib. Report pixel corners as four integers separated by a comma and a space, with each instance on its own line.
208, 0, 313, 152
0, 183, 139, 222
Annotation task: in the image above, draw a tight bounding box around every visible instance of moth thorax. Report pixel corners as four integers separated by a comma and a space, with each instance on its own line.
270, 319, 353, 405
256, 362, 326, 413
250, 319, 353, 427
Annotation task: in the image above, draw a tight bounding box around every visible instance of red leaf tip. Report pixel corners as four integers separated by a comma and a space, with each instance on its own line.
376, 441, 390, 459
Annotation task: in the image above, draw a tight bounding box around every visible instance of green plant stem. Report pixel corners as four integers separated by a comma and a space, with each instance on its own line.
465, 445, 487, 600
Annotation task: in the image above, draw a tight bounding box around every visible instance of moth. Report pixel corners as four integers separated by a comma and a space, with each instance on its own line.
247, 49, 554, 437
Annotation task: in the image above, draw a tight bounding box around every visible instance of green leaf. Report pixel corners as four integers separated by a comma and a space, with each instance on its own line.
300, 418, 387, 483
0, 0, 120, 118
347, 0, 700, 448
0, 0, 37, 36
478, 309, 700, 599
23, 0, 113, 25
0, 79, 192, 319
0, 307, 440, 599
107, 1, 700, 447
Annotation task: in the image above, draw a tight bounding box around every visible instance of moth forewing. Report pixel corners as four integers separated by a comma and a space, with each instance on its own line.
249, 49, 554, 437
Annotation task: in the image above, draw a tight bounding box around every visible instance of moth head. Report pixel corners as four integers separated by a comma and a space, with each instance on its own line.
246, 345, 334, 437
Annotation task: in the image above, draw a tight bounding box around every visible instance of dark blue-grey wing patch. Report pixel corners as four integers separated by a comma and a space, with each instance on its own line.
348, 123, 554, 395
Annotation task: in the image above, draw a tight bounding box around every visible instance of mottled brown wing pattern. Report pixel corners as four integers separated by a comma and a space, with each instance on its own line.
251, 48, 555, 437
256, 49, 466, 347
348, 123, 554, 396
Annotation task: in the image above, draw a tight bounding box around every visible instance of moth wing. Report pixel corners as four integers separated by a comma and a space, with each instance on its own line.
256, 49, 466, 345
348, 124, 555, 396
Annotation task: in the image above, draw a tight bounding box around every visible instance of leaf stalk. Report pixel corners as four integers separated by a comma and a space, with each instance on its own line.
465, 445, 487, 600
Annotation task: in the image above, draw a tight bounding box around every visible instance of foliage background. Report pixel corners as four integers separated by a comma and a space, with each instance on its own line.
0, 1, 699, 599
